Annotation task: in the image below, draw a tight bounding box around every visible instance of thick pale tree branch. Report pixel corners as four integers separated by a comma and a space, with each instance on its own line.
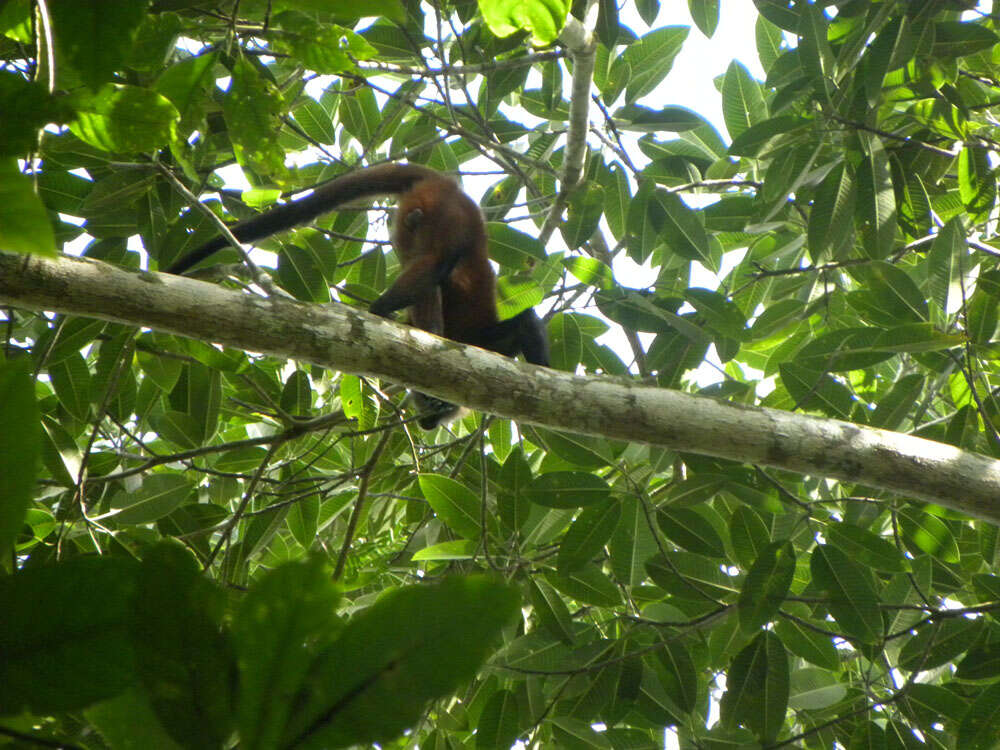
2, 250, 1000, 522
540, 14, 597, 245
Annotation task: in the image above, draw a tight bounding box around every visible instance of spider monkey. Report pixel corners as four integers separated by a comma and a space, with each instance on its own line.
165, 163, 550, 428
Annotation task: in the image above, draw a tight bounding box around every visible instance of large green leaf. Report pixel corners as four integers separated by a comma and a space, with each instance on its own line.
0, 556, 140, 715
719, 631, 789, 742
0, 359, 40, 556
478, 0, 570, 44
280, 576, 519, 748
131, 543, 236, 749
810, 545, 883, 644
419, 474, 485, 540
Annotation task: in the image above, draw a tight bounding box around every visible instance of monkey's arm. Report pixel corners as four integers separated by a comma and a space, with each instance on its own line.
406, 286, 445, 335
369, 253, 461, 319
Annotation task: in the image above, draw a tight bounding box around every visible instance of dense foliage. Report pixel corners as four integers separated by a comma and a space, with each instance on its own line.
3, 0, 1000, 748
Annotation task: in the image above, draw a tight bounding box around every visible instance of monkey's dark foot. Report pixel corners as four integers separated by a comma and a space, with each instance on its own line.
412, 392, 463, 429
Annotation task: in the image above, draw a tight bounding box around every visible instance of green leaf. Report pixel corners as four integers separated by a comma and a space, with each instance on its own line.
635, 0, 659, 25
527, 577, 576, 643
870, 324, 962, 354
688, 0, 719, 37
864, 17, 913, 105
955, 642, 1000, 681
755, 15, 784, 71
546, 565, 622, 607
0, 359, 40, 556
223, 57, 286, 178
525, 471, 612, 508
654, 190, 711, 265
235, 558, 342, 750
155, 51, 218, 127
272, 13, 376, 74
595, 0, 618, 49
856, 138, 897, 259
807, 161, 856, 259
779, 363, 853, 418
287, 495, 320, 550
685, 288, 747, 341
164, 362, 221, 446
729, 115, 809, 157
958, 681, 1000, 750
788, 667, 846, 711
562, 181, 605, 248
910, 98, 967, 140
968, 288, 1000, 345
70, 84, 179, 152
475, 689, 520, 750
738, 541, 795, 633
551, 717, 614, 748
497, 448, 532, 532
108, 474, 193, 525
547, 311, 583, 371
651, 638, 698, 713
0, 161, 57, 255
826, 522, 909, 573
869, 374, 924, 430
851, 261, 928, 324
48, 350, 92, 421
280, 369, 312, 417
931, 21, 998, 60
610, 496, 658, 587
420, 474, 484, 539
796, 4, 833, 97
597, 288, 709, 341
278, 244, 331, 302
281, 576, 519, 748
721, 60, 767, 140
657, 506, 726, 558
958, 146, 995, 221
496, 276, 546, 319
774, 617, 839, 671
809, 545, 883, 644
562, 256, 615, 290
906, 683, 971, 728
927, 216, 967, 313
616, 26, 689, 103
478, 0, 570, 44
149, 409, 202, 450
290, 96, 338, 145
749, 299, 805, 340
131, 543, 236, 749
0, 556, 140, 715
599, 163, 631, 240
339, 375, 378, 431
0, 72, 75, 158
899, 508, 960, 563
85, 688, 184, 750
411, 539, 477, 561
646, 551, 735, 601
614, 104, 706, 132
729, 505, 771, 570
848, 721, 885, 750
719, 631, 789, 742
487, 222, 547, 264
49, 0, 150, 89
557, 499, 621, 572
276, 0, 405, 20
898, 618, 983, 673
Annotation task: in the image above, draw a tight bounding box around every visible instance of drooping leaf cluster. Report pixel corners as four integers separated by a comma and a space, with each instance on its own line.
3, 0, 1000, 748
